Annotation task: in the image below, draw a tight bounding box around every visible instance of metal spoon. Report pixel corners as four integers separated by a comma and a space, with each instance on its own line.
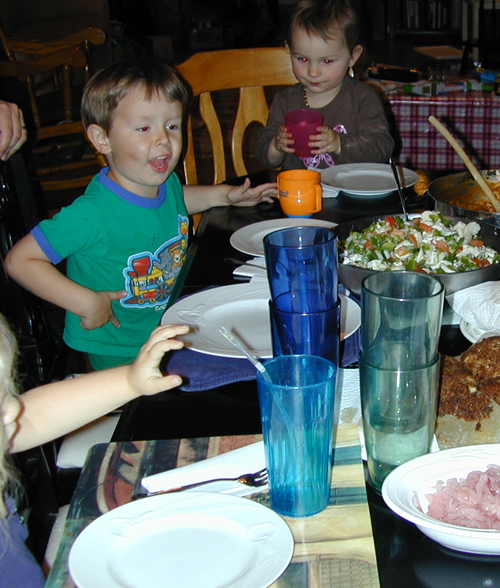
389, 157, 408, 221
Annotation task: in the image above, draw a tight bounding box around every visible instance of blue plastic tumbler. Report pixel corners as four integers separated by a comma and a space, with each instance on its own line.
269, 296, 340, 366
263, 226, 338, 313
256, 355, 337, 517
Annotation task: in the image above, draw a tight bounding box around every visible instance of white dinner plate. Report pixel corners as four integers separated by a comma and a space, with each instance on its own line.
69, 492, 294, 588
161, 283, 361, 358
230, 218, 337, 257
321, 163, 419, 198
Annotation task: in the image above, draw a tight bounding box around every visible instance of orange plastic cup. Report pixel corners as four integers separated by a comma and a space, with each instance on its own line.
277, 169, 323, 217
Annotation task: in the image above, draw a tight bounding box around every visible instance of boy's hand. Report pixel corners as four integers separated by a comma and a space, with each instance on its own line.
226, 177, 277, 207
127, 324, 190, 395
309, 125, 341, 155
80, 290, 128, 330
274, 125, 295, 154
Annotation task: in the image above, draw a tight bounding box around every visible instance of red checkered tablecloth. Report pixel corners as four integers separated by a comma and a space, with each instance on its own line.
385, 92, 500, 170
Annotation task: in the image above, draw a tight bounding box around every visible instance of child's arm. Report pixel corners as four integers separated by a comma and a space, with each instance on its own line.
8, 324, 190, 453
183, 178, 276, 215
5, 234, 127, 329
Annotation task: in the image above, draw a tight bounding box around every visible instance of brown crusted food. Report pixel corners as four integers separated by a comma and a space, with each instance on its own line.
437, 336, 500, 449
461, 336, 500, 380
438, 355, 493, 423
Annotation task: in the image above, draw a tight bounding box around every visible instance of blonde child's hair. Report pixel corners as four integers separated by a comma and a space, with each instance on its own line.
0, 314, 21, 519
286, 0, 363, 53
81, 59, 190, 133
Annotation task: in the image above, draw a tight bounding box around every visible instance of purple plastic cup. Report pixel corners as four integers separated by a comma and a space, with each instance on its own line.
284, 109, 324, 158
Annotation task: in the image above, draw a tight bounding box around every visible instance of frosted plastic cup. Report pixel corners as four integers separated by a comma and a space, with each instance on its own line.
256, 354, 337, 517
277, 169, 322, 218
263, 226, 338, 313
284, 108, 323, 158
360, 352, 440, 493
269, 297, 340, 366
360, 272, 444, 370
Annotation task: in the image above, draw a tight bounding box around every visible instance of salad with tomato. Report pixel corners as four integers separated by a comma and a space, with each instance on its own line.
340, 211, 500, 274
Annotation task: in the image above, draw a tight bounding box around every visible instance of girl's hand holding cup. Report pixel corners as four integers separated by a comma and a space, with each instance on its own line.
275, 125, 295, 154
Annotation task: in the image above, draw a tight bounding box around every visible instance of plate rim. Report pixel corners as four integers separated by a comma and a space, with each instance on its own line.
230, 218, 337, 257
69, 491, 294, 588
161, 284, 361, 358
320, 163, 419, 197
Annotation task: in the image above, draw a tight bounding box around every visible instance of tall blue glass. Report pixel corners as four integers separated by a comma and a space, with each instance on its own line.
263, 226, 338, 313
256, 355, 337, 517
269, 296, 340, 366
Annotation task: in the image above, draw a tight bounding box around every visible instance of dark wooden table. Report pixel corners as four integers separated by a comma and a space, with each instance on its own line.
112, 171, 500, 588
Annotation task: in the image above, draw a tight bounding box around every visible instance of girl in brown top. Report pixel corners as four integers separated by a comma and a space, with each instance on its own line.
256, 0, 394, 171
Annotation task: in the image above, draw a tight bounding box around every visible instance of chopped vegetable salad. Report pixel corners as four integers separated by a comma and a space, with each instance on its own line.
341, 211, 500, 274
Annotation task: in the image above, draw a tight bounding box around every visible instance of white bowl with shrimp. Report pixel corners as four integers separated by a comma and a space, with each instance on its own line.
382, 444, 500, 555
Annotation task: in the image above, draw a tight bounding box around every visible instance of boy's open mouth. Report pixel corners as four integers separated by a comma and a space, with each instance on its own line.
149, 155, 170, 173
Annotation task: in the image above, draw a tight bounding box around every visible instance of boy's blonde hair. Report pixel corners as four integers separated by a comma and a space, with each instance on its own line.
81, 59, 190, 133
286, 0, 363, 53
0, 314, 21, 519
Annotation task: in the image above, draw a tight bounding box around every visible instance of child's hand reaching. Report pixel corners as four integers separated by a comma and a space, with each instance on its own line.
309, 125, 341, 155
226, 177, 277, 206
127, 324, 190, 396
80, 289, 128, 330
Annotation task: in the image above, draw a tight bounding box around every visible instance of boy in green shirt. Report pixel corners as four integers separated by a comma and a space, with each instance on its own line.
6, 60, 276, 370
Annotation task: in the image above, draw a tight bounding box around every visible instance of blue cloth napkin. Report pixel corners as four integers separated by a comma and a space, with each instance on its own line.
164, 329, 360, 392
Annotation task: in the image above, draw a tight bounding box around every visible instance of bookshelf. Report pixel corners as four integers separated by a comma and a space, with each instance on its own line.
386, 0, 461, 39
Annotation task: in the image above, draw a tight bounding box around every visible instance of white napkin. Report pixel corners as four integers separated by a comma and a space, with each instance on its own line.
141, 441, 267, 497
320, 184, 340, 198
232, 257, 267, 279
337, 368, 362, 427
447, 281, 500, 332
56, 415, 120, 469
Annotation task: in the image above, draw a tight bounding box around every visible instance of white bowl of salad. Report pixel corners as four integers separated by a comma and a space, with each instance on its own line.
336, 211, 500, 296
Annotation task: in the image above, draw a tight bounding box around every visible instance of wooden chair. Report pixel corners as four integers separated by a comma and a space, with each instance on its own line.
176, 47, 297, 186
0, 26, 107, 193
0, 25, 106, 82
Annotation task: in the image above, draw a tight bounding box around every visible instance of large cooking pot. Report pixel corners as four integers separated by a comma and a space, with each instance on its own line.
335, 214, 500, 296
428, 170, 500, 227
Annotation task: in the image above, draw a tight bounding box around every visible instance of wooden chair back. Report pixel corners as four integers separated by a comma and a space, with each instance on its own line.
0, 22, 106, 81
176, 47, 296, 185
0, 24, 107, 192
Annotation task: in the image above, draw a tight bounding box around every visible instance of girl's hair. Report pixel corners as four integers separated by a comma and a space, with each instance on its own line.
81, 59, 190, 133
286, 0, 364, 53
0, 314, 21, 519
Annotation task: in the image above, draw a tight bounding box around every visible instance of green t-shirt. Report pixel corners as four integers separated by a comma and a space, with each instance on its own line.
32, 169, 189, 362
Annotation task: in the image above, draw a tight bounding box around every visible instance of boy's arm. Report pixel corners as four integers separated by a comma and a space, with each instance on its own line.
4, 234, 126, 329
8, 324, 189, 452
183, 178, 276, 215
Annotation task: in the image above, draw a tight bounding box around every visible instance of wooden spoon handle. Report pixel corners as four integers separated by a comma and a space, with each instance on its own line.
428, 115, 500, 213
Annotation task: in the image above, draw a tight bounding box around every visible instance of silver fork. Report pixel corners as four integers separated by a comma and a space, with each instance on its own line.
132, 468, 268, 500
